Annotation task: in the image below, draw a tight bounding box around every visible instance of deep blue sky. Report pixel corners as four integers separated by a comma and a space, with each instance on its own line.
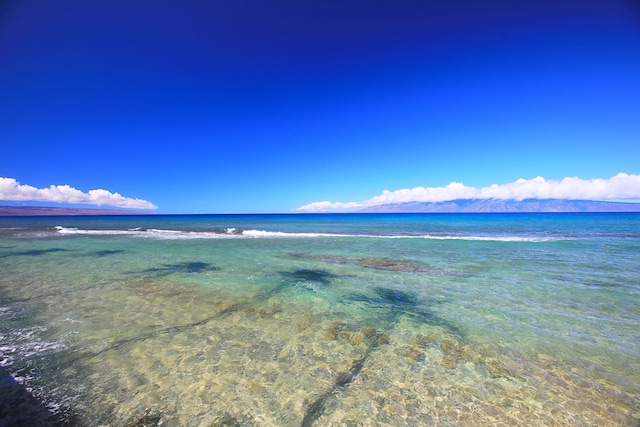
1, 0, 639, 212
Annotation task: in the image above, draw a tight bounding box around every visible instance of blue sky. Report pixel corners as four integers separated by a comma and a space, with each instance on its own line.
1, 0, 639, 213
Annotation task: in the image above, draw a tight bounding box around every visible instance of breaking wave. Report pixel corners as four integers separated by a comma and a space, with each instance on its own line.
53, 226, 559, 242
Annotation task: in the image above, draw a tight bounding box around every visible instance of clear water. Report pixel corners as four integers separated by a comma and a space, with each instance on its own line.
1, 213, 639, 426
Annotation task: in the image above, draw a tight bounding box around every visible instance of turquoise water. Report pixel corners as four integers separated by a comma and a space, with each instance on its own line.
1, 213, 639, 426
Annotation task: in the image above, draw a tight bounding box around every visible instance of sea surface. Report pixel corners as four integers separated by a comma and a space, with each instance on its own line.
0, 213, 639, 426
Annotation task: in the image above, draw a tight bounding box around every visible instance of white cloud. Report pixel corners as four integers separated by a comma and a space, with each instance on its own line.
296, 173, 640, 212
0, 177, 158, 210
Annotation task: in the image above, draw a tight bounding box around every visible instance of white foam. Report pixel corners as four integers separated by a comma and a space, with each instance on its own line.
240, 229, 346, 238
0, 326, 67, 369
411, 234, 558, 242
53, 226, 347, 239
240, 231, 559, 242
144, 228, 245, 239
55, 226, 131, 235
240, 231, 560, 242
52, 226, 560, 242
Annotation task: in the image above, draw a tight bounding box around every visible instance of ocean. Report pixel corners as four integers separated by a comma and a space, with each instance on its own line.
1, 213, 639, 426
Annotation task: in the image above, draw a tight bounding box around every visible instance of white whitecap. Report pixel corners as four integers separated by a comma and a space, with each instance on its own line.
52, 226, 560, 242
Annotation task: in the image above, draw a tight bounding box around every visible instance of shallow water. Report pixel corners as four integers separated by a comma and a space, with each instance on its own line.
1, 213, 639, 426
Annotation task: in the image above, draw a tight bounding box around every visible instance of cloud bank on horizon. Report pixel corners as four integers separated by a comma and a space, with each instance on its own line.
0, 177, 157, 210
296, 173, 640, 212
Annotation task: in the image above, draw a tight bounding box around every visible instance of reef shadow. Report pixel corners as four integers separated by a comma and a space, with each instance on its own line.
279, 269, 338, 286
0, 248, 72, 258
348, 286, 465, 340
95, 249, 126, 257
136, 261, 221, 276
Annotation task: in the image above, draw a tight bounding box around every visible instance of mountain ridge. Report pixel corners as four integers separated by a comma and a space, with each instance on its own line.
358, 199, 640, 213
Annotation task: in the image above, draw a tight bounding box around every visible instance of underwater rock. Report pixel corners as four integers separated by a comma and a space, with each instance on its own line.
358, 258, 432, 272
484, 357, 514, 380
457, 344, 484, 365
243, 302, 282, 318
297, 315, 313, 331
360, 326, 390, 346
289, 252, 435, 273
209, 412, 244, 427
442, 352, 458, 369
323, 321, 343, 340
412, 333, 434, 347
399, 345, 425, 361
288, 253, 350, 264
348, 330, 367, 347
323, 322, 389, 349
289, 253, 433, 273
123, 408, 162, 427
398, 334, 440, 362
439, 339, 460, 368
440, 339, 455, 352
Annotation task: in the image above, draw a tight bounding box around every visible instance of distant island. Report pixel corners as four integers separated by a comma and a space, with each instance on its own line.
0, 206, 151, 216
3, 200, 640, 216
359, 199, 640, 213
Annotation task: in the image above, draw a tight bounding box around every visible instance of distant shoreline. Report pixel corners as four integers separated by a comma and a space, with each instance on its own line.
2, 199, 640, 216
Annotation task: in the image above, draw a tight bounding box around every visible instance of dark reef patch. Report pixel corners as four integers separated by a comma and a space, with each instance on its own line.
280, 269, 337, 285
289, 253, 350, 264
373, 286, 418, 306
288, 253, 432, 272
164, 262, 217, 273
95, 249, 125, 257
580, 278, 626, 288
357, 258, 432, 272
138, 261, 221, 276
0, 248, 72, 258
347, 286, 418, 308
